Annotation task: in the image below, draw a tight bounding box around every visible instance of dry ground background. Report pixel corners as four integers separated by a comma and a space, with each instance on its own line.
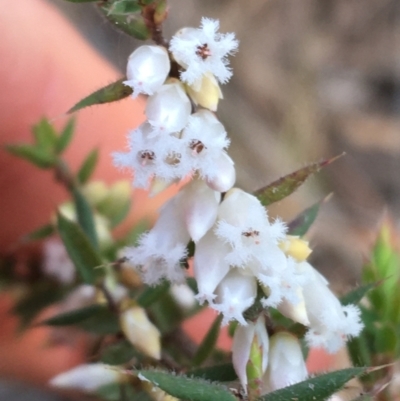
50, 0, 400, 288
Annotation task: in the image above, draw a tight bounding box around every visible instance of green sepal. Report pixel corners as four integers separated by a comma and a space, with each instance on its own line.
57, 212, 103, 284
137, 370, 237, 401
254, 154, 343, 206
67, 78, 132, 114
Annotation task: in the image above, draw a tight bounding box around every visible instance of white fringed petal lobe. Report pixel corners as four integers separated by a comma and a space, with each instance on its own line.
146, 82, 191, 134
232, 315, 269, 391
193, 229, 230, 304
213, 269, 257, 325
262, 332, 307, 394
124, 45, 170, 97
205, 151, 236, 192
49, 364, 121, 392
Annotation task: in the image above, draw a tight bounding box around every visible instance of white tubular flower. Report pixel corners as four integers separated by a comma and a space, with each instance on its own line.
232, 315, 269, 391
113, 122, 186, 190
262, 332, 307, 393
181, 110, 230, 183
193, 229, 231, 303
205, 151, 236, 192
124, 194, 191, 285
49, 364, 122, 392
185, 72, 223, 111
213, 269, 257, 325
146, 82, 191, 134
120, 305, 161, 360
124, 45, 171, 97
299, 262, 363, 353
179, 178, 221, 242
169, 18, 238, 85
215, 189, 287, 270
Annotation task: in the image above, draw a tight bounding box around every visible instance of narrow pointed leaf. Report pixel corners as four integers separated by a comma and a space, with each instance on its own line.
192, 314, 223, 367
6, 144, 56, 168
56, 118, 75, 154
22, 223, 55, 242
57, 213, 103, 284
340, 281, 380, 306
107, 0, 141, 14
254, 154, 343, 206
187, 363, 237, 382
65, 0, 99, 2
32, 118, 58, 151
258, 367, 367, 401
72, 187, 98, 249
137, 370, 237, 401
288, 194, 332, 236
101, 340, 139, 365
77, 148, 99, 184
67, 78, 132, 114
40, 304, 104, 326
347, 334, 372, 367
137, 281, 170, 307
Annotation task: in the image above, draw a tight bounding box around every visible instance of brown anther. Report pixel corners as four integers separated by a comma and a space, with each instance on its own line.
189, 139, 206, 154
165, 151, 181, 165
196, 43, 212, 60
242, 229, 260, 238
138, 150, 155, 166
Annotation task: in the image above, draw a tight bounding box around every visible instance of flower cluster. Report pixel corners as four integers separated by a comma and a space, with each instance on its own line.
114, 16, 363, 385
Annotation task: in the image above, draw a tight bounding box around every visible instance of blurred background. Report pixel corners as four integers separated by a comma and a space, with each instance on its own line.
50, 0, 400, 289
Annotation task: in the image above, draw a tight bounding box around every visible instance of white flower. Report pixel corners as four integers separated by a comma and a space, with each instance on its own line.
124, 45, 170, 97
212, 269, 257, 325
205, 151, 236, 193
261, 332, 308, 394
232, 315, 269, 391
146, 82, 191, 134
49, 364, 122, 392
169, 18, 238, 85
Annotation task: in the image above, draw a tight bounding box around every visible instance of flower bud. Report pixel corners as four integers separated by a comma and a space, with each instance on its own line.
97, 180, 132, 220
49, 364, 122, 392
262, 332, 307, 394
279, 236, 312, 262
124, 45, 170, 97
120, 304, 161, 360
277, 288, 310, 326
169, 283, 197, 311
185, 72, 223, 111
205, 151, 236, 192
146, 82, 191, 134
232, 315, 269, 393
82, 181, 108, 206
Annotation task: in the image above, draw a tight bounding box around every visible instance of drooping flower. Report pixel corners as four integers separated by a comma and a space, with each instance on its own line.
169, 18, 239, 85
124, 45, 171, 97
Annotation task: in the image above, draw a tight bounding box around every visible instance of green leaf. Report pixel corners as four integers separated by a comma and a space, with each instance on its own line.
107, 0, 141, 14
137, 370, 237, 401
148, 292, 183, 334
55, 118, 75, 154
187, 363, 237, 382
101, 340, 139, 365
77, 306, 120, 335
375, 323, 397, 354
32, 118, 58, 151
340, 282, 379, 306
22, 223, 55, 242
77, 148, 99, 184
65, 0, 99, 2
137, 281, 170, 308
40, 304, 104, 326
6, 144, 56, 168
57, 213, 103, 284
254, 154, 343, 206
99, 6, 151, 40
258, 367, 367, 401
192, 314, 223, 367
12, 283, 65, 330
288, 195, 331, 236
67, 78, 132, 114
347, 334, 372, 367
72, 187, 99, 248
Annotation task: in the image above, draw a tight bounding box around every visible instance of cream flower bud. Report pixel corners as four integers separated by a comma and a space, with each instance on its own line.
179, 178, 220, 242
262, 332, 307, 393
232, 315, 269, 392
194, 229, 231, 303
169, 283, 197, 311
205, 151, 236, 192
82, 181, 108, 206
277, 287, 310, 326
49, 364, 122, 392
146, 82, 191, 134
120, 305, 161, 360
186, 72, 223, 111
279, 236, 312, 262
124, 45, 170, 97
97, 180, 132, 221
213, 269, 257, 325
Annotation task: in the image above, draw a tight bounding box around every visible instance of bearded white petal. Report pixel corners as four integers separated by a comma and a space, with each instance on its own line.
124, 45, 170, 97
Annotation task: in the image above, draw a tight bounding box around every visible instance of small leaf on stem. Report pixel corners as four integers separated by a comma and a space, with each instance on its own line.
77, 148, 99, 184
